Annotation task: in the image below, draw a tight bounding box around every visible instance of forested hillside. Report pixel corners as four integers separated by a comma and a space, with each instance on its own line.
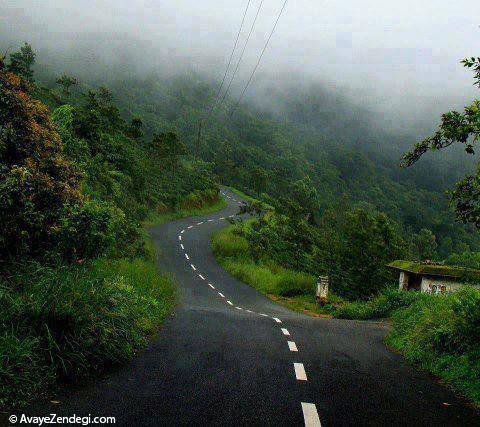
37, 60, 477, 257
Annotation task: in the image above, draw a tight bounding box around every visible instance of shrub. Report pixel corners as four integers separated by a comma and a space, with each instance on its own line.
387, 287, 480, 405
334, 288, 423, 320
57, 199, 142, 261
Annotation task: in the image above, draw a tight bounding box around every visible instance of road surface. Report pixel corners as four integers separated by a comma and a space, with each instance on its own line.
23, 189, 479, 426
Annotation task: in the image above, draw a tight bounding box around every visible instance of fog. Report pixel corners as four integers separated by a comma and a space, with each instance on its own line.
1, 0, 479, 130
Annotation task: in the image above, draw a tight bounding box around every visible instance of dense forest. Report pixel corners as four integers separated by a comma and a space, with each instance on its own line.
32, 44, 480, 259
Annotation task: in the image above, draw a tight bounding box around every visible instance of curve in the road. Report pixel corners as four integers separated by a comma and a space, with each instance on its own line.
179, 190, 320, 426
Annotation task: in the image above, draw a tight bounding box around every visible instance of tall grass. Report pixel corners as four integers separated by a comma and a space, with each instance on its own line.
212, 225, 316, 299
0, 258, 175, 408
386, 287, 480, 406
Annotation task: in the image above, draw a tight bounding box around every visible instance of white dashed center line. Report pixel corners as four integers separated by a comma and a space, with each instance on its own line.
176, 214, 314, 424
301, 403, 321, 427
294, 363, 307, 381
288, 341, 298, 352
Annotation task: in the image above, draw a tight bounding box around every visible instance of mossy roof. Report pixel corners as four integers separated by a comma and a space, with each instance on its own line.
387, 260, 480, 280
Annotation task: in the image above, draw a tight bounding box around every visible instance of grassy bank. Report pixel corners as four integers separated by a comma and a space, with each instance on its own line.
211, 224, 341, 316
387, 287, 480, 406
0, 256, 175, 409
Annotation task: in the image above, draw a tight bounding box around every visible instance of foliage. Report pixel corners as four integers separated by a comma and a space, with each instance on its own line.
403, 55, 480, 229
212, 224, 316, 298
318, 208, 407, 299
445, 251, 480, 270
409, 228, 438, 261
6, 42, 36, 82
0, 62, 83, 260
0, 258, 175, 408
387, 287, 480, 405
334, 288, 423, 320
56, 73, 78, 95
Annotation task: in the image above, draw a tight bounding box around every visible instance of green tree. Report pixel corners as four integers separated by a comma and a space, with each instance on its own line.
411, 228, 438, 260
321, 208, 407, 300
0, 60, 82, 259
126, 117, 144, 140
250, 166, 268, 195
7, 42, 36, 82
403, 55, 480, 228
56, 73, 78, 95
151, 132, 186, 172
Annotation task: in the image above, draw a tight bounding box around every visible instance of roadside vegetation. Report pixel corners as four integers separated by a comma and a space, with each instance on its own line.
0, 44, 223, 408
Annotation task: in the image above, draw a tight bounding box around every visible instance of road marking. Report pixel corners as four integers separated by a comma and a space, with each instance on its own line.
188, 225, 193, 229
227, 300, 233, 305
220, 217, 225, 220
198, 274, 205, 280
178, 235, 182, 241
235, 307, 243, 310
208, 219, 214, 222
294, 363, 307, 381
185, 253, 189, 260
218, 292, 225, 298
288, 341, 298, 352
181, 229, 185, 234
259, 313, 269, 317
208, 283, 215, 289
246, 309, 253, 313
273, 317, 282, 323
191, 264, 196, 271
197, 221, 203, 225
281, 328, 290, 336
180, 244, 184, 250
229, 215, 235, 218
301, 403, 321, 427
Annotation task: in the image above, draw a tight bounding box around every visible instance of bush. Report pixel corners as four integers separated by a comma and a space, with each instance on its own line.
57, 199, 142, 261
387, 287, 480, 405
334, 288, 423, 320
0, 258, 175, 408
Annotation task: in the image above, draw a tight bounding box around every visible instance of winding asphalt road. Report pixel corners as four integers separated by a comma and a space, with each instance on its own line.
22, 189, 479, 426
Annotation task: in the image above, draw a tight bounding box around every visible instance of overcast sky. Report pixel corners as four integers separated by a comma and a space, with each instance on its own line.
1, 0, 479, 126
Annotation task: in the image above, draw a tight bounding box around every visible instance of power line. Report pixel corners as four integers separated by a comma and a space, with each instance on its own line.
230, 0, 288, 117
207, 0, 252, 117
215, 0, 265, 114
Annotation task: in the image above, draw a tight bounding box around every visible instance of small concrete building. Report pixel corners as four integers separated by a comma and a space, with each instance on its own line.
387, 260, 479, 295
